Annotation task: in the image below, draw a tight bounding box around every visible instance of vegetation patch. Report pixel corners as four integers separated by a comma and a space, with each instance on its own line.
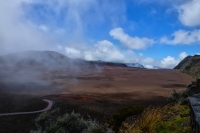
174, 55, 200, 78
108, 105, 145, 132
31, 109, 114, 133
119, 104, 191, 133
167, 78, 200, 106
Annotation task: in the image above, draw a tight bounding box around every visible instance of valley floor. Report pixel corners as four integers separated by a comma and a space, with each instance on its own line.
0, 66, 194, 132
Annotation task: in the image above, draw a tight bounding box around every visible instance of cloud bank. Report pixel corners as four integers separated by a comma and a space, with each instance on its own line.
160, 29, 200, 45
160, 52, 188, 68
110, 28, 155, 50
0, 0, 198, 69
0, 0, 53, 55
178, 0, 200, 27
0, 0, 127, 55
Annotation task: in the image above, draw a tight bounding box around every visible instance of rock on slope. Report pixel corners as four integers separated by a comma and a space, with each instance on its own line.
174, 55, 200, 78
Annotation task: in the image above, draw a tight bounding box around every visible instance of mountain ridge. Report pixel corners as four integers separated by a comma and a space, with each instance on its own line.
174, 55, 200, 78
0, 50, 145, 69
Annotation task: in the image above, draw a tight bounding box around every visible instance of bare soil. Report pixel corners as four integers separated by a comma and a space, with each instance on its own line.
47, 66, 193, 103
41, 66, 194, 130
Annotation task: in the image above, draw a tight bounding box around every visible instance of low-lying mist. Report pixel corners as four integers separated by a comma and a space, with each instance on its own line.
0, 50, 102, 96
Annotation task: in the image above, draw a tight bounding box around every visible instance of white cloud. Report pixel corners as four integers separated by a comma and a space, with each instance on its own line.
178, 0, 200, 27
110, 28, 155, 50
27, 0, 126, 41
63, 40, 126, 62
138, 53, 188, 69
0, 0, 53, 55
63, 42, 190, 69
144, 65, 154, 69
57, 45, 63, 50
62, 40, 147, 64
159, 52, 188, 68
65, 47, 81, 58
160, 29, 200, 45
38, 25, 49, 32
160, 56, 179, 68
84, 40, 125, 62
179, 52, 188, 60
0, 0, 127, 55
142, 58, 155, 64
195, 53, 200, 55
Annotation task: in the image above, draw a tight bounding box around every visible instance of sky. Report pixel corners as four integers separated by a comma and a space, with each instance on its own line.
0, 0, 200, 68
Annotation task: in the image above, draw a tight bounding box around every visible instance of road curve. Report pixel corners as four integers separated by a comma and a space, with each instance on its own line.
0, 99, 53, 116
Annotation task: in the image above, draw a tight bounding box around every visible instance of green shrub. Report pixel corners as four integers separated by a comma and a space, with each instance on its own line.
35, 108, 60, 131
45, 111, 89, 133
167, 90, 189, 105
168, 79, 200, 105
83, 120, 114, 133
31, 109, 114, 133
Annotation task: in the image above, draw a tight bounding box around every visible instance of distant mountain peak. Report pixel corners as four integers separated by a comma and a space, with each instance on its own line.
125, 63, 145, 68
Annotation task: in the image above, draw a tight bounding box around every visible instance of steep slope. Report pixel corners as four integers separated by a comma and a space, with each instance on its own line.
174, 55, 200, 78
174, 56, 193, 69
0, 51, 73, 69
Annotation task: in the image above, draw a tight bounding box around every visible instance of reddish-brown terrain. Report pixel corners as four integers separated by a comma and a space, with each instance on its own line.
0, 51, 193, 105
0, 51, 194, 133
44, 66, 193, 105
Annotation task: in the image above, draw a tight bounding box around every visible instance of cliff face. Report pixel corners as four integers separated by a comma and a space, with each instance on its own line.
174, 55, 200, 78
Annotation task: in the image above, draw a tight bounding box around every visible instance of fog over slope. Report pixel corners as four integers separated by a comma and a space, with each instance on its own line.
0, 51, 77, 95
0, 50, 144, 96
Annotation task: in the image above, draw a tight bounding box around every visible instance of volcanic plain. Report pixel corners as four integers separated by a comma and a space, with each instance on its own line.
0, 51, 194, 133
45, 66, 193, 103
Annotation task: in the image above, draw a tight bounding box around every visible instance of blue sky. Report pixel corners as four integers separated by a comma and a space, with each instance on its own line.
0, 0, 200, 68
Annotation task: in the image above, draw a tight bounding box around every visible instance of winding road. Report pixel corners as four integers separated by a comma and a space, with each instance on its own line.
0, 99, 53, 116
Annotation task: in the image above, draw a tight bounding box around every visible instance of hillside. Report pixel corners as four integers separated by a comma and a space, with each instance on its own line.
174, 55, 200, 78
0, 51, 73, 69
0, 51, 144, 69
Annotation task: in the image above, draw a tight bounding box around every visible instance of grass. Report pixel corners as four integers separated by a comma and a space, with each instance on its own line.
31, 109, 114, 133
108, 105, 145, 132
0, 90, 192, 133
119, 104, 191, 133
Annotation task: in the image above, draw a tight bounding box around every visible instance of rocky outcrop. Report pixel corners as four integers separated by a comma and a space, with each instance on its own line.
174, 55, 200, 78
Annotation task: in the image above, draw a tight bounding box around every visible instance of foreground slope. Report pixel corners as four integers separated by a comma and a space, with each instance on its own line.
174, 55, 200, 78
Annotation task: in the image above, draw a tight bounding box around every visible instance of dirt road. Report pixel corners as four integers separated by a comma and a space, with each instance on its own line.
0, 99, 53, 116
